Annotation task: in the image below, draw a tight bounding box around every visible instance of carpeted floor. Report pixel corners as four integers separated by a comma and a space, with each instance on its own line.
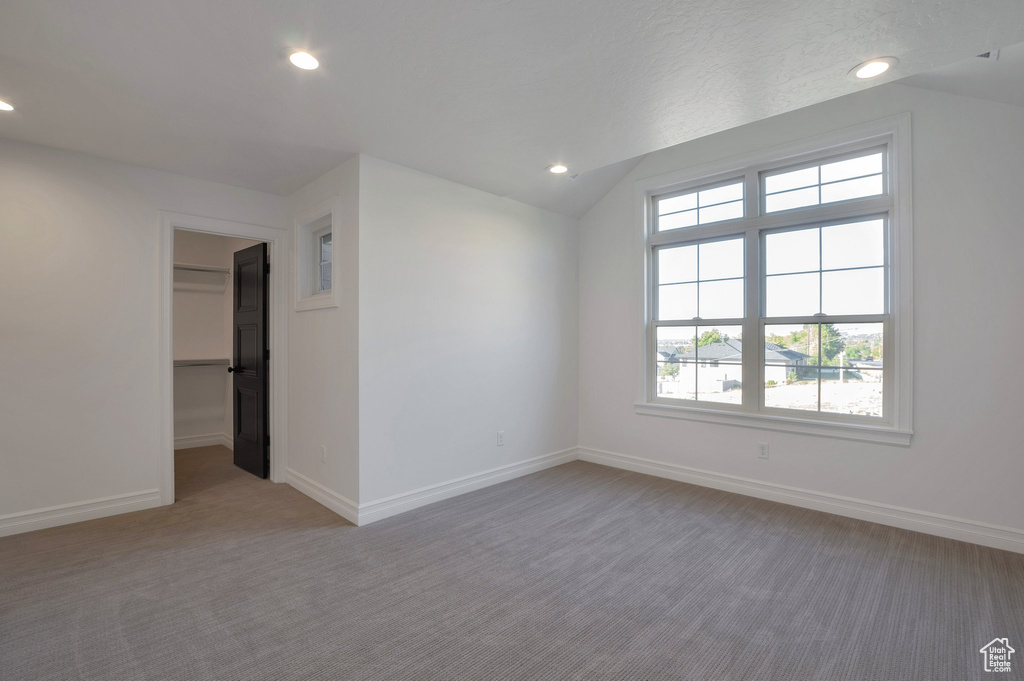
1, 447, 1021, 680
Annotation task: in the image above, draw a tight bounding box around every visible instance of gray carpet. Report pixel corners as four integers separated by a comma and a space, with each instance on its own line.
1, 447, 1021, 680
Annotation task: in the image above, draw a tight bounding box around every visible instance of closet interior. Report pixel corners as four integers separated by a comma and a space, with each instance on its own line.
172, 230, 260, 452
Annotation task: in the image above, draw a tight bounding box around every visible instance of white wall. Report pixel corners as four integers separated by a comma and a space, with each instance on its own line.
357, 156, 579, 503
8, 81, 1018, 542
0, 138, 286, 524
579, 83, 1024, 532
172, 230, 258, 445
283, 154, 580, 515
0, 140, 578, 530
286, 157, 361, 504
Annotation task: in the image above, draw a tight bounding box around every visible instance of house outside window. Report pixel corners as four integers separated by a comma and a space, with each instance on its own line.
636, 116, 913, 445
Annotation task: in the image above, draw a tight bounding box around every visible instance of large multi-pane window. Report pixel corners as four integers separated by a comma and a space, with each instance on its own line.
642, 120, 911, 442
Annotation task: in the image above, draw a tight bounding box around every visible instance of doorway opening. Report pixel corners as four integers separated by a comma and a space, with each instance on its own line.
160, 214, 290, 505
172, 231, 265, 488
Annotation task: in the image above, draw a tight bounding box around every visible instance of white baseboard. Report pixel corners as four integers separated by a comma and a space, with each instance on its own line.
0, 489, 162, 537
174, 433, 233, 450
357, 447, 578, 525
578, 447, 1024, 554
10, 443, 1014, 554
286, 468, 359, 525
288, 449, 577, 527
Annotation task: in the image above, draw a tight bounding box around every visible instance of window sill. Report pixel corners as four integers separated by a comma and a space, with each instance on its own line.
634, 401, 912, 446
295, 291, 338, 312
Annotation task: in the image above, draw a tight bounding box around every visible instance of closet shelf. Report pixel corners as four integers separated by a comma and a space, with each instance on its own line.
173, 358, 231, 368
173, 263, 230, 291
174, 263, 230, 274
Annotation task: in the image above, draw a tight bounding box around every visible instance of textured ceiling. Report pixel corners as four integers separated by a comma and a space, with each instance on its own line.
0, 1, 1022, 217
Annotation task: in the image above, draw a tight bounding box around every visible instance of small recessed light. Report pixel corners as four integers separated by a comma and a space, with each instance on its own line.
289, 51, 319, 70
850, 57, 898, 80
0, 99, 14, 112
547, 164, 569, 174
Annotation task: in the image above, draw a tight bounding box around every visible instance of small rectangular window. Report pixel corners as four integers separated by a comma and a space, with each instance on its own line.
763, 150, 884, 213
317, 231, 332, 292
295, 199, 340, 311
656, 180, 744, 232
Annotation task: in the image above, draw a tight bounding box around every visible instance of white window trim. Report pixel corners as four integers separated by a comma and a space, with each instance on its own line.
633, 114, 913, 446
294, 197, 340, 311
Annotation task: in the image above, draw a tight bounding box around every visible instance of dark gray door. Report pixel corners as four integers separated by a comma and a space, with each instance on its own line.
229, 243, 269, 478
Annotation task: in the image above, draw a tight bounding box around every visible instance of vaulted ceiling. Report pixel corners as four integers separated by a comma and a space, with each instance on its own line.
1, 1, 1022, 216
900, 42, 1024, 109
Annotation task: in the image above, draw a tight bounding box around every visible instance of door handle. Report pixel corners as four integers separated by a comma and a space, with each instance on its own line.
228, 366, 239, 373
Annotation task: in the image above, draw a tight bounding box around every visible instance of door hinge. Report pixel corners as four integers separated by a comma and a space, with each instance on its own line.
265, 349, 270, 360
265, 262, 271, 274
266, 436, 270, 447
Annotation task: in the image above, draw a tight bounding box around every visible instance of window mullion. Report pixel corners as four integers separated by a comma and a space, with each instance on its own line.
741, 224, 760, 413
740, 169, 760, 413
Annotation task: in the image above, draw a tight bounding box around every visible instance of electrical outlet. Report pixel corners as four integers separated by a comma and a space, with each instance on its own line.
758, 442, 769, 460
320, 445, 327, 463
496, 431, 505, 446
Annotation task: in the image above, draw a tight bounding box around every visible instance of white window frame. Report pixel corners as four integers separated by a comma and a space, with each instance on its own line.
634, 115, 913, 446
294, 198, 340, 311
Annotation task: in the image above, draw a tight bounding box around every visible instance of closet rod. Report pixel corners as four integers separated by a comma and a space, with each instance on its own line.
173, 264, 230, 274
173, 359, 231, 368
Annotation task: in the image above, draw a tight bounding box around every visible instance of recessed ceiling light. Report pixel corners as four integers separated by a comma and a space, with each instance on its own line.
0, 99, 13, 112
547, 164, 569, 174
850, 57, 898, 80
289, 51, 319, 70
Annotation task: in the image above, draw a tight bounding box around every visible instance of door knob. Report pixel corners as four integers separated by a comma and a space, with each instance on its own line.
228, 366, 238, 373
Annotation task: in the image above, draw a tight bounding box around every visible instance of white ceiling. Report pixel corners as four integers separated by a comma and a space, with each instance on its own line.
1, 1, 1022, 217
900, 42, 1024, 109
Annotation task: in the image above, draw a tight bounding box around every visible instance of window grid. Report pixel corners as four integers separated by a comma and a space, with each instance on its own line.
762, 218, 888, 319
656, 324, 745, 405
648, 140, 895, 425
761, 147, 886, 215
655, 238, 745, 323
655, 179, 745, 233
